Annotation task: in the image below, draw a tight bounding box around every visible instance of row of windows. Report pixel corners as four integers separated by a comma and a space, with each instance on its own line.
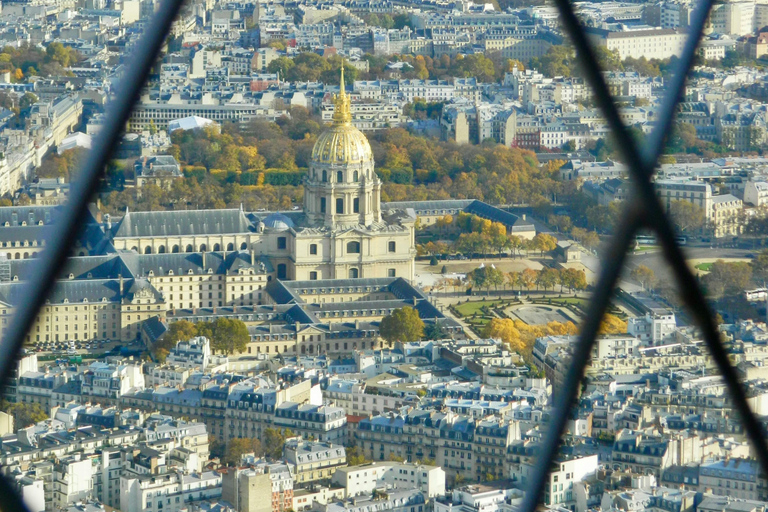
319, 170, 361, 183
319, 197, 360, 214
281, 240, 398, 255
133, 242, 247, 254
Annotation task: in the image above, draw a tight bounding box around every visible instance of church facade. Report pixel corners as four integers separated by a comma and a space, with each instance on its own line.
110, 69, 416, 283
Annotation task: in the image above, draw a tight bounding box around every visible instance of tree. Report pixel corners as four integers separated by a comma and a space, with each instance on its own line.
208, 318, 250, 355
630, 265, 656, 290
536, 268, 558, 291
346, 444, 370, 466
379, 306, 425, 343
423, 322, 445, 341
703, 260, 753, 299
752, 250, 768, 281
532, 233, 557, 256
164, 320, 197, 345
483, 318, 523, 352
223, 438, 263, 465
548, 214, 572, 233
430, 255, 438, 266
521, 268, 538, 291
1, 401, 47, 430
468, 266, 505, 291
669, 200, 705, 234
263, 428, 295, 459
567, 268, 588, 291
19, 92, 37, 110
598, 313, 628, 334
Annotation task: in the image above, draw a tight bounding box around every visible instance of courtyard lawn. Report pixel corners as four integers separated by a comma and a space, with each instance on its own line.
695, 262, 713, 271
454, 300, 505, 317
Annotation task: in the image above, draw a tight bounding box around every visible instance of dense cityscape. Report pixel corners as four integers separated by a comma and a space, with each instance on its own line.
1, 0, 768, 511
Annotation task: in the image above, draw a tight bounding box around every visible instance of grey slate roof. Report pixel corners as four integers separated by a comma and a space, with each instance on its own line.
10, 254, 129, 281
464, 200, 534, 231
0, 279, 123, 305
0, 205, 59, 226
113, 208, 255, 238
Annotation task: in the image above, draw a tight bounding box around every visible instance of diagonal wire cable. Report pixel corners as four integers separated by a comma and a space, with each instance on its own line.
518, 0, 768, 511
0, 0, 188, 507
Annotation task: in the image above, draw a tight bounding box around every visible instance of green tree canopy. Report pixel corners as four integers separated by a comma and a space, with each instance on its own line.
223, 438, 263, 465
379, 306, 425, 343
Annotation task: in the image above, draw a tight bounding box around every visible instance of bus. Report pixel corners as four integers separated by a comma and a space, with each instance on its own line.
745, 288, 768, 302
635, 235, 656, 245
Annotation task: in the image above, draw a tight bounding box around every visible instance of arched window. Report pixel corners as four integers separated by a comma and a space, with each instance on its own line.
322, 170, 327, 182
349, 268, 359, 278
213, 243, 221, 251
200, 244, 207, 252
186, 245, 194, 253
353, 171, 359, 182
172, 245, 180, 253
131, 246, 138, 252
227, 243, 235, 251
144, 246, 152, 254
240, 242, 248, 250
337, 171, 343, 182
158, 245, 166, 253
347, 241, 360, 254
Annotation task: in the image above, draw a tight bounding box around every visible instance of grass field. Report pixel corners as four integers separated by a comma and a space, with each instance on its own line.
546, 297, 589, 307
695, 262, 713, 271
454, 300, 505, 317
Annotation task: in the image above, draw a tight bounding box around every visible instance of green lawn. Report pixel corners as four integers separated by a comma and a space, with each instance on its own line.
695, 262, 713, 271
632, 245, 661, 253
547, 297, 589, 307
455, 300, 505, 317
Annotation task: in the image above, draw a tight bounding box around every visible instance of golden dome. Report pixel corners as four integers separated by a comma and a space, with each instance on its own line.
311, 65, 373, 165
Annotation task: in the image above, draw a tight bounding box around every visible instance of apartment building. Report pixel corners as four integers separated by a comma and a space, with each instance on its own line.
711, 194, 743, 237
221, 463, 294, 512
283, 439, 347, 487
356, 409, 523, 482
744, 180, 768, 206
332, 462, 445, 498
654, 179, 743, 237
52, 456, 93, 510
699, 459, 763, 501
585, 26, 687, 59
314, 488, 425, 512
515, 454, 598, 508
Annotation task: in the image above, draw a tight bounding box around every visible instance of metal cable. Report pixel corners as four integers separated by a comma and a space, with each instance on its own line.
518, 0, 768, 510
0, 0, 188, 508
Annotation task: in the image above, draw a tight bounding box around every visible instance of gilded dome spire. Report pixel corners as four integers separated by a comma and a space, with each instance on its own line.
332, 63, 351, 125
310, 60, 372, 165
